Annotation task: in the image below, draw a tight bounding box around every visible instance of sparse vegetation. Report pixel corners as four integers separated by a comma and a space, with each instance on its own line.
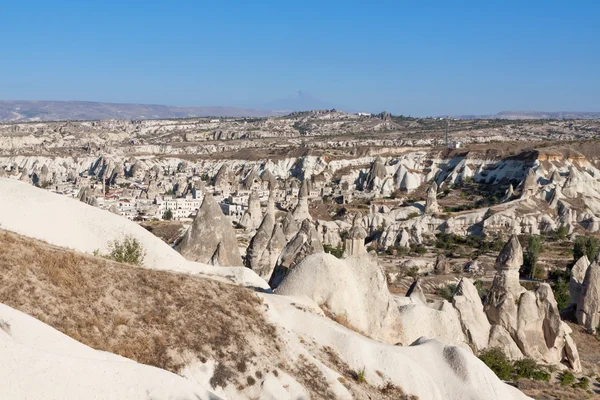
560, 371, 575, 386
324, 245, 344, 258
354, 367, 366, 383
406, 266, 420, 279
0, 231, 282, 391
479, 348, 550, 382
107, 236, 146, 266
437, 283, 457, 302
573, 235, 598, 262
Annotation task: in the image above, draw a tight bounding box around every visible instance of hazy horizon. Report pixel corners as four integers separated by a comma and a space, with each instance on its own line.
2, 1, 599, 116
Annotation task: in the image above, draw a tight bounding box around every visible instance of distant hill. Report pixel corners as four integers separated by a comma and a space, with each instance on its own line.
0, 100, 285, 122
263, 91, 338, 112
453, 110, 600, 120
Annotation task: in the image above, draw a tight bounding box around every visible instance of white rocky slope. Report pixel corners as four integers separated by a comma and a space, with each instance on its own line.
0, 178, 268, 290
0, 303, 221, 400
0, 178, 531, 400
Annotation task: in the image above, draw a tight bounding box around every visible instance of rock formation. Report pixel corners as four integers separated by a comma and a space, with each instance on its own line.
343, 213, 367, 257
483, 235, 581, 371
243, 168, 261, 190
364, 156, 386, 191
569, 255, 590, 308
239, 190, 262, 230
576, 255, 600, 333
77, 186, 98, 206
281, 211, 299, 241
520, 168, 538, 199
406, 279, 427, 304
261, 169, 278, 190
292, 180, 311, 221
214, 164, 232, 189
424, 181, 440, 214
269, 219, 323, 288
276, 252, 403, 344
453, 278, 491, 351
502, 184, 514, 202
176, 193, 243, 266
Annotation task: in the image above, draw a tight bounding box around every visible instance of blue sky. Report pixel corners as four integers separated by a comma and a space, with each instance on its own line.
1, 0, 599, 116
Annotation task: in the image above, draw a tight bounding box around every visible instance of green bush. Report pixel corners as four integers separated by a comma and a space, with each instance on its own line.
478, 348, 513, 381
324, 245, 344, 259
479, 349, 551, 382
437, 283, 457, 302
406, 212, 420, 219
413, 244, 427, 255
574, 236, 598, 262
560, 371, 575, 386
406, 266, 420, 279
512, 359, 550, 382
573, 376, 589, 390
107, 236, 146, 266
554, 225, 569, 240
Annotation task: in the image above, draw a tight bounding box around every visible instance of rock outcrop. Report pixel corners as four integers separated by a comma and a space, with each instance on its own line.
424, 181, 440, 214
576, 256, 600, 333
176, 193, 243, 266
569, 255, 590, 307
483, 235, 581, 371
276, 252, 403, 344
343, 213, 367, 257
292, 180, 311, 221
520, 168, 538, 199
240, 190, 262, 230
453, 278, 491, 351
269, 219, 323, 288
364, 156, 387, 191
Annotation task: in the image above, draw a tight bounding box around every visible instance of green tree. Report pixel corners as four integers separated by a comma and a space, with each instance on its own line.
523, 235, 543, 279
162, 208, 173, 220
573, 236, 598, 262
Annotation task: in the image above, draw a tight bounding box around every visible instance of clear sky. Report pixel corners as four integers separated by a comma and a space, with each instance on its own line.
1, 0, 599, 116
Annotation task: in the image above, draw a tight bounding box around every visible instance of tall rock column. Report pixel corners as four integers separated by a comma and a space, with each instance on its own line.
176, 193, 243, 266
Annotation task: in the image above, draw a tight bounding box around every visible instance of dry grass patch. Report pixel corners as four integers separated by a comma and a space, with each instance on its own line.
0, 230, 281, 389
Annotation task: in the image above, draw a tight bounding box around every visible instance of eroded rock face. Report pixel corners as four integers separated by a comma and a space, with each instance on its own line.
482, 236, 581, 371
577, 258, 600, 333
276, 252, 403, 344
452, 278, 490, 351
176, 193, 243, 266
269, 219, 323, 288
569, 255, 590, 307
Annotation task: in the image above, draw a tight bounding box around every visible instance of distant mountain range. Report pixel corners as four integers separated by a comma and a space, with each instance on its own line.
452, 111, 600, 120
262, 91, 338, 112
1, 99, 598, 123
0, 100, 286, 122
